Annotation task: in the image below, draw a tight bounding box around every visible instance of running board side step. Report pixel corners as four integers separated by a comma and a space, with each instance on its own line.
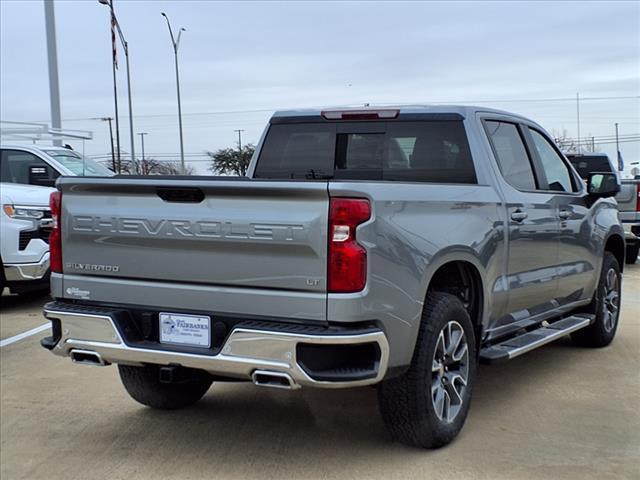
480, 314, 595, 364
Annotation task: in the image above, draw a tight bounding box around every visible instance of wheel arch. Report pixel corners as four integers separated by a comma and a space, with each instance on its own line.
418, 252, 487, 356
604, 232, 625, 273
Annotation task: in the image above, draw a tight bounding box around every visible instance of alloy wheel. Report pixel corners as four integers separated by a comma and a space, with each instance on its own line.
602, 267, 620, 332
431, 320, 469, 423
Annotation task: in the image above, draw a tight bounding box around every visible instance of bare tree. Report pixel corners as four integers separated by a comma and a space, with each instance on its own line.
552, 129, 579, 153
207, 144, 255, 176
102, 156, 194, 175
552, 129, 600, 153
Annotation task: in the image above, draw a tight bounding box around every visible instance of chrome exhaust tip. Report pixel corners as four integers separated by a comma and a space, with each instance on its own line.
252, 370, 299, 390
70, 349, 107, 366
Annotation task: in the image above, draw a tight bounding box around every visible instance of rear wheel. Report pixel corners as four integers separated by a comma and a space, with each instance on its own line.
378, 292, 476, 448
572, 252, 621, 348
625, 243, 638, 264
118, 364, 213, 409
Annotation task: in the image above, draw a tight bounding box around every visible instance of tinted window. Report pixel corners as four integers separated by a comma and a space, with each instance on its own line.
254, 124, 336, 179
0, 149, 59, 185
484, 121, 536, 190
255, 120, 476, 183
566, 154, 613, 180
529, 129, 577, 192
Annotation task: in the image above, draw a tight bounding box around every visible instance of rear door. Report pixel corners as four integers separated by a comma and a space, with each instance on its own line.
483, 120, 560, 317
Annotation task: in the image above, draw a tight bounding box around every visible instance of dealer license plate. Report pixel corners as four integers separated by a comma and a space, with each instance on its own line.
159, 312, 211, 348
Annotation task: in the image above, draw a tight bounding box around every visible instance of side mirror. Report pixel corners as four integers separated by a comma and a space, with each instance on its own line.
587, 172, 619, 198
28, 165, 55, 187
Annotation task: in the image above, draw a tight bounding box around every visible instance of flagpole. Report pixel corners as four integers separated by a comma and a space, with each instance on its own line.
110, 11, 121, 173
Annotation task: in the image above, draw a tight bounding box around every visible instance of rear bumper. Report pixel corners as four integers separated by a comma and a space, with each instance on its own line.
3, 253, 50, 282
41, 302, 389, 389
622, 222, 640, 242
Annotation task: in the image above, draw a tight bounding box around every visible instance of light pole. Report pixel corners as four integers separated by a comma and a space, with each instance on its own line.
137, 132, 147, 174
44, 0, 62, 147
98, 0, 135, 171
161, 12, 186, 175
101, 117, 116, 171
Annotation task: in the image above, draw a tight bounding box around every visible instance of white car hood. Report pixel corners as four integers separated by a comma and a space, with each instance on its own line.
0, 182, 56, 207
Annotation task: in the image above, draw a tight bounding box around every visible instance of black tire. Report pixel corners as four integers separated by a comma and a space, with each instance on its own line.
118, 364, 213, 409
0, 258, 6, 296
625, 244, 638, 265
378, 292, 476, 449
571, 252, 621, 348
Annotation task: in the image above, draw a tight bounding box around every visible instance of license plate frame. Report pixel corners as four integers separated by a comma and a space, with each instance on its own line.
159, 312, 211, 348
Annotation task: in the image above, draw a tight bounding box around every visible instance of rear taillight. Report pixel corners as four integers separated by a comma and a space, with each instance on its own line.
49, 191, 62, 273
328, 198, 371, 293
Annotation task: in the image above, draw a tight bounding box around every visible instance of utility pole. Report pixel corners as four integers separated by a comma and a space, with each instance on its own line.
137, 132, 147, 174
591, 136, 595, 152
44, 0, 62, 146
234, 129, 244, 154
100, 117, 116, 171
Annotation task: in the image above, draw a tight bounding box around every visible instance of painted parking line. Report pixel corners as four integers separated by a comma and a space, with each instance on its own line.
0, 323, 50, 348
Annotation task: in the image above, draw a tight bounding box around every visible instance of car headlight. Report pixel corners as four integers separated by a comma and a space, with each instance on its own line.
2, 205, 47, 220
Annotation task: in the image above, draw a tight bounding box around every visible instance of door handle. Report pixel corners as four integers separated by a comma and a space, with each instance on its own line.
559, 210, 571, 220
510, 211, 528, 222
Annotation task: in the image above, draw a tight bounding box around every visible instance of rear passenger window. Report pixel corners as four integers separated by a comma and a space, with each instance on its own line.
484, 121, 537, 190
255, 120, 476, 184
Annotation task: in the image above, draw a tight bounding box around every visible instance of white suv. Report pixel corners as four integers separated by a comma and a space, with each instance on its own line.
0, 145, 113, 294
1, 183, 54, 293
1, 144, 114, 187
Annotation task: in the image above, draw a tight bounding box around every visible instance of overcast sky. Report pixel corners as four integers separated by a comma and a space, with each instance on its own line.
1, 0, 638, 174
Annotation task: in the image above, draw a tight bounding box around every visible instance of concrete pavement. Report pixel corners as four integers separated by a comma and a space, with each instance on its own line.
1, 265, 639, 480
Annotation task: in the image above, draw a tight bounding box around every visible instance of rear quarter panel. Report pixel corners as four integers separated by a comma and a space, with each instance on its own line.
327, 182, 505, 368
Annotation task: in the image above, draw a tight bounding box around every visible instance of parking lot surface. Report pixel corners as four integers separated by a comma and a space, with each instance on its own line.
1, 265, 639, 480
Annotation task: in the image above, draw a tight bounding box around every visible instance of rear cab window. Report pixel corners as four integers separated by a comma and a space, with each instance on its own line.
565, 154, 614, 180
254, 117, 477, 184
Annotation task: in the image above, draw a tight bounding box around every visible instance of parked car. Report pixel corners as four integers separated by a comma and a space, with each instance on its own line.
0, 144, 114, 188
40, 106, 624, 448
566, 153, 640, 263
0, 183, 54, 294
0, 145, 114, 294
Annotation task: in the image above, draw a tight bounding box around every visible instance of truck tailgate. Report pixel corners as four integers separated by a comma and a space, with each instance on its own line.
58, 178, 329, 293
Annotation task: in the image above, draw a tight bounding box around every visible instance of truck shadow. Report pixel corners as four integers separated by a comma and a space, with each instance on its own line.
0, 289, 50, 309
93, 338, 593, 470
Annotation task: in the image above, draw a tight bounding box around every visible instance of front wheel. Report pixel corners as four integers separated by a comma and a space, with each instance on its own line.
572, 252, 622, 348
118, 364, 213, 409
378, 292, 476, 449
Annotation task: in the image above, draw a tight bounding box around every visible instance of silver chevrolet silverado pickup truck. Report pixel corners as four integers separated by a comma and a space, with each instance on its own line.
41, 106, 624, 448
